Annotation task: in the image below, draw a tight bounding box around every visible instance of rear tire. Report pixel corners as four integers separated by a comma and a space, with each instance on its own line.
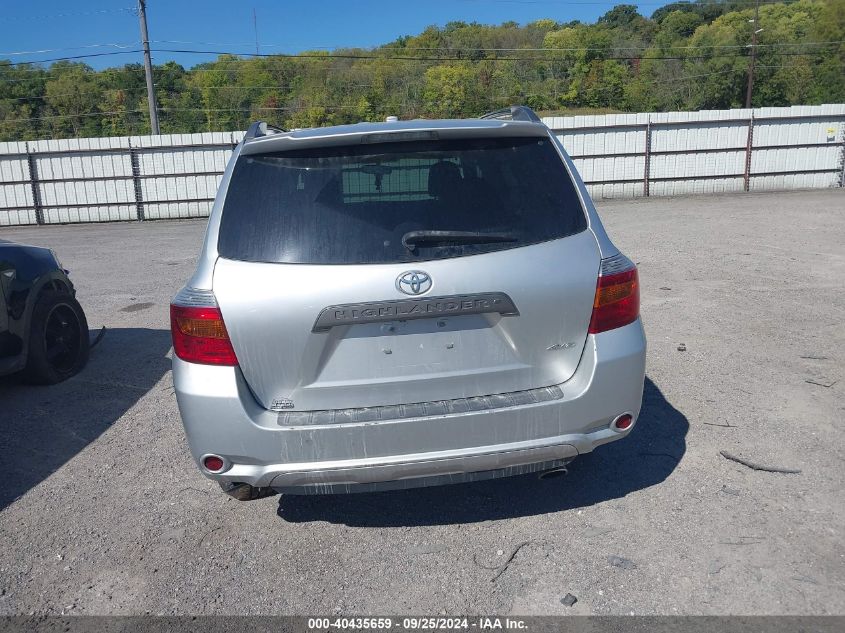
22, 290, 89, 385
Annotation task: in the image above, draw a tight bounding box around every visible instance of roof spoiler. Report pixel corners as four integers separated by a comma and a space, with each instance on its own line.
479, 105, 542, 124
244, 121, 287, 140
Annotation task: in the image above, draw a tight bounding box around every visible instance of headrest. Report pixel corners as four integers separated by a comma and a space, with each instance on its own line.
427, 161, 462, 199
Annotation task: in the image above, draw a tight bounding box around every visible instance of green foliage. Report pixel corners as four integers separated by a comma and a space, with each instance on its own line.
598, 5, 642, 28
0, 0, 842, 140
43, 63, 102, 137
424, 64, 478, 116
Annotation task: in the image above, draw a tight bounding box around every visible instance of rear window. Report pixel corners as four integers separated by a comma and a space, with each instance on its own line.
217, 136, 587, 264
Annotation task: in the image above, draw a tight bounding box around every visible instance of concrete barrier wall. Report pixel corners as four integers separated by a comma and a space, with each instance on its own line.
1, 105, 843, 226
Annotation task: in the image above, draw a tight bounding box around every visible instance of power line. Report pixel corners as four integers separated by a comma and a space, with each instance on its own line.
162, 106, 363, 112
4, 61, 813, 102
0, 84, 376, 101
673, 68, 739, 81
0, 43, 838, 83
1, 39, 841, 69
755, 63, 808, 68
0, 91, 147, 103
0, 7, 135, 23
1, 109, 147, 124
367, 40, 845, 52
0, 50, 143, 68
149, 38, 845, 53
0, 88, 372, 107
672, 62, 804, 81
0, 65, 823, 125
0, 0, 776, 22
0, 42, 140, 58
149, 46, 845, 63
0, 106, 364, 124
0, 67, 374, 82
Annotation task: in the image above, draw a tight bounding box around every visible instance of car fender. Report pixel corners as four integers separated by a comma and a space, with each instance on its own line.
0, 242, 76, 372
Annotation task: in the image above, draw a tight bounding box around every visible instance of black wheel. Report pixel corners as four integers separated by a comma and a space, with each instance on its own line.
22, 290, 89, 385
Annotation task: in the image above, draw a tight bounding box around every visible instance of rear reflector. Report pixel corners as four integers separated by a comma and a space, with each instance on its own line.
170, 303, 238, 366
589, 254, 640, 334
613, 413, 633, 430
203, 455, 225, 472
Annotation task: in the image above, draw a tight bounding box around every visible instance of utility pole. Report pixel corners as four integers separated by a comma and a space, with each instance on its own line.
253, 8, 260, 56
138, 0, 160, 134
745, 0, 761, 109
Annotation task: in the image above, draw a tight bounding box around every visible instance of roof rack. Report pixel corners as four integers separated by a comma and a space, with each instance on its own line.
479, 105, 542, 124
244, 121, 287, 140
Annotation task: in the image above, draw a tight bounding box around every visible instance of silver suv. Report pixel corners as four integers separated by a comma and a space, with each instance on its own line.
171, 106, 646, 499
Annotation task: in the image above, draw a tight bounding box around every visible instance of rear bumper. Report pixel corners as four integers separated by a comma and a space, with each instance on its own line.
256, 443, 578, 495
173, 318, 646, 493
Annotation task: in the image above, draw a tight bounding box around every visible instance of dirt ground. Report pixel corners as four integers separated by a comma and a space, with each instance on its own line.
1, 189, 843, 615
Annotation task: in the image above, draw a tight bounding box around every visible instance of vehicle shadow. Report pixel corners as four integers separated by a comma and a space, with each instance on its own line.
276, 377, 687, 526
0, 327, 172, 511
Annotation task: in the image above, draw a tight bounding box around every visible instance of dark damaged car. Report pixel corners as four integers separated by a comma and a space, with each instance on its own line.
0, 239, 89, 383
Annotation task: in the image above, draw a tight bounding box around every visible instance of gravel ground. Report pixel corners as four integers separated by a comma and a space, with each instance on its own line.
0, 189, 843, 615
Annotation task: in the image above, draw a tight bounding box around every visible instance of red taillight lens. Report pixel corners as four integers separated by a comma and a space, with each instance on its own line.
170, 304, 238, 366
588, 264, 640, 334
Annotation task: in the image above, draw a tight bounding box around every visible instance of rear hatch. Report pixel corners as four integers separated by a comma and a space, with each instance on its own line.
213, 131, 600, 411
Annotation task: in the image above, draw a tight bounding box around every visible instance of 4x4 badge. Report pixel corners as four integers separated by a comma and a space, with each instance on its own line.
396, 270, 432, 295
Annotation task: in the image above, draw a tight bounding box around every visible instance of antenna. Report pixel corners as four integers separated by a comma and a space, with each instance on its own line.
253, 8, 259, 56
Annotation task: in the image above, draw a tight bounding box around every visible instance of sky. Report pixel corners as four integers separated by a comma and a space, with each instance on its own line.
0, 0, 668, 70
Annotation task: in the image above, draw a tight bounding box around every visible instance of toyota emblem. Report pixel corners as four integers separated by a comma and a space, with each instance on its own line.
396, 270, 432, 295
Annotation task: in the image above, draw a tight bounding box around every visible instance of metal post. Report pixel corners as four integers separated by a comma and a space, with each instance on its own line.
253, 7, 260, 56
25, 142, 44, 225
836, 122, 845, 188
643, 119, 652, 197
743, 115, 755, 192
745, 0, 761, 109
138, 0, 160, 135
128, 141, 145, 221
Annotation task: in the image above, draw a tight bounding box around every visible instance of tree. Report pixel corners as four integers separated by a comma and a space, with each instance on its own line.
43, 63, 103, 137
423, 64, 479, 117
98, 64, 147, 135
599, 5, 642, 29
807, 0, 845, 103
0, 1, 838, 140
0, 62, 48, 140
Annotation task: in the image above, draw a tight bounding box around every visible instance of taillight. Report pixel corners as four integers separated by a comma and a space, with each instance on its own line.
588, 254, 640, 334
170, 288, 238, 366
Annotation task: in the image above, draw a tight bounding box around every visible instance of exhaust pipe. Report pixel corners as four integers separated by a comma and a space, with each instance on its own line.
219, 481, 277, 501
538, 466, 568, 480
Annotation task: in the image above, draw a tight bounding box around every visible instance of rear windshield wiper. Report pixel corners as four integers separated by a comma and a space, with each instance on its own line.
402, 230, 519, 252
